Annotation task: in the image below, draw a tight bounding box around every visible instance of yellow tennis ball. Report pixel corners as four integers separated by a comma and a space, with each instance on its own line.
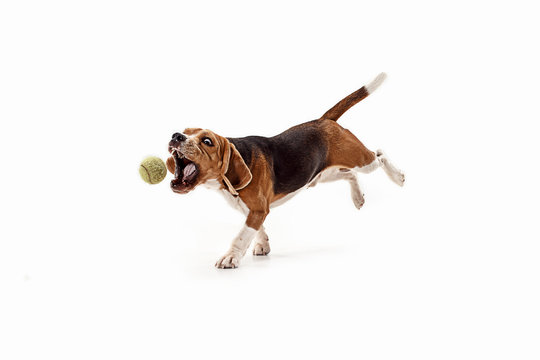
139, 156, 167, 184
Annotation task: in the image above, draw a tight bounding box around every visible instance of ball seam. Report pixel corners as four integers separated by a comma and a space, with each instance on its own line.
140, 164, 154, 184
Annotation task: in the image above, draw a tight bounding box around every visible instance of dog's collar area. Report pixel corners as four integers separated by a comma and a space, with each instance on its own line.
222, 179, 239, 197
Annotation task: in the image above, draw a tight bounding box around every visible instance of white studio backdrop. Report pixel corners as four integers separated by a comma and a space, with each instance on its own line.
1, 1, 539, 359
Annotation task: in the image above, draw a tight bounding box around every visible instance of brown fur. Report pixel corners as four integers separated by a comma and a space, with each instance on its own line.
168, 121, 375, 231
321, 86, 369, 121
319, 119, 376, 167
168, 75, 398, 268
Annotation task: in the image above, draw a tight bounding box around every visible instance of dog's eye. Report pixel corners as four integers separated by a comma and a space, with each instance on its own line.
202, 137, 213, 146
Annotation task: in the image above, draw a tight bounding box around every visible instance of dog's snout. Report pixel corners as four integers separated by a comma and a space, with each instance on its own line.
172, 132, 187, 142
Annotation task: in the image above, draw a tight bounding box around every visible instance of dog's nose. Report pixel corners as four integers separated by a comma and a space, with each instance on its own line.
172, 132, 186, 142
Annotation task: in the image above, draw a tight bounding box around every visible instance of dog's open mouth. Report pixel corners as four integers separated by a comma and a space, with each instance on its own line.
170, 150, 199, 194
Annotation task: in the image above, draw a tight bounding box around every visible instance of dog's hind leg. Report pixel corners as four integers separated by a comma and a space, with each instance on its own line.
316, 168, 365, 209
341, 170, 365, 209
376, 150, 405, 186
352, 150, 405, 187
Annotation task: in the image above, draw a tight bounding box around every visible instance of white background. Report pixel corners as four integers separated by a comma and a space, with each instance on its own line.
1, 1, 539, 359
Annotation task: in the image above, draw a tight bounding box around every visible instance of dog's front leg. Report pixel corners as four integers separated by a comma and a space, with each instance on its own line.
214, 225, 256, 269
215, 210, 267, 269
253, 226, 270, 256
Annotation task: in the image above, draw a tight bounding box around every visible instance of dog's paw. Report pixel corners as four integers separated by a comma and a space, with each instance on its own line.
253, 241, 271, 256
393, 171, 405, 187
352, 192, 365, 209
215, 252, 240, 269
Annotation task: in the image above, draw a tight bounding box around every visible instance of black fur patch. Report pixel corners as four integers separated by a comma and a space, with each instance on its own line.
228, 120, 328, 194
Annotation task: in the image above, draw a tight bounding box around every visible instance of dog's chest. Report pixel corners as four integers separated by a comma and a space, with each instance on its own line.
204, 179, 249, 215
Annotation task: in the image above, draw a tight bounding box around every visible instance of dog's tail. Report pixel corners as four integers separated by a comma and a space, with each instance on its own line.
320, 72, 387, 122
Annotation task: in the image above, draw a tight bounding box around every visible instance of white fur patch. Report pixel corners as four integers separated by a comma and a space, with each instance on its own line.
215, 225, 257, 268
253, 227, 270, 255
231, 226, 257, 253
203, 179, 222, 190
220, 188, 249, 215
204, 179, 250, 215
365, 72, 387, 94
353, 157, 380, 174
376, 149, 405, 186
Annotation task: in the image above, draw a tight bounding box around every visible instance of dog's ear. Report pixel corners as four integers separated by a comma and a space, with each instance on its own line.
166, 156, 175, 175
221, 141, 252, 196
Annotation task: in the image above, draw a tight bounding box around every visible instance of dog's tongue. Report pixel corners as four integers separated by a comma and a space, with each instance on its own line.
183, 163, 197, 182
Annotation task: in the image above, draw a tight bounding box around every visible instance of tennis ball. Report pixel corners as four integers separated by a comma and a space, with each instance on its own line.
139, 156, 167, 184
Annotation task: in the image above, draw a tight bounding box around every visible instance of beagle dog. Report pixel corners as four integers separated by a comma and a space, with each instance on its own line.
167, 73, 404, 268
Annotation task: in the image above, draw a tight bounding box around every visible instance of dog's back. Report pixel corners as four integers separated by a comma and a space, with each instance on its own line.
230, 121, 328, 195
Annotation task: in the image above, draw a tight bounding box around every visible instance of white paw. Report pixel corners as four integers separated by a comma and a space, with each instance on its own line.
215, 252, 240, 269
253, 241, 271, 256
393, 171, 405, 187
352, 192, 365, 209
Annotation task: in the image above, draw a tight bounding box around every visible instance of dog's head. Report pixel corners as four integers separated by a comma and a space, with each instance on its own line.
167, 128, 252, 195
